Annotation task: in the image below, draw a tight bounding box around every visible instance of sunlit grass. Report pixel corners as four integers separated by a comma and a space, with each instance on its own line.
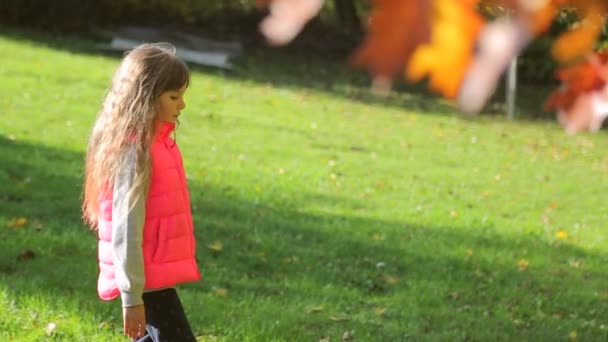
0, 30, 607, 341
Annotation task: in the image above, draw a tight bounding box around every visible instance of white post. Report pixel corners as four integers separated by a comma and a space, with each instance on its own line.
506, 57, 518, 121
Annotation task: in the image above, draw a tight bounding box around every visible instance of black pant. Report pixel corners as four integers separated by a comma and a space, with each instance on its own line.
135, 288, 196, 342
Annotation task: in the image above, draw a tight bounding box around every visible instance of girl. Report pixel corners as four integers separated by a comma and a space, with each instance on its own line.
82, 43, 200, 341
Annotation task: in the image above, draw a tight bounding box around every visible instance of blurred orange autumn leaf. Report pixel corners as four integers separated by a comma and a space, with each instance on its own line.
545, 51, 608, 133
545, 51, 608, 112
524, 0, 561, 35
350, 0, 431, 80
258, 0, 608, 132
407, 0, 483, 98
551, 0, 607, 63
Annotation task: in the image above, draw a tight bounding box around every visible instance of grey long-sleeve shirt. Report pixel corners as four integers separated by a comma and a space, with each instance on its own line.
111, 147, 146, 307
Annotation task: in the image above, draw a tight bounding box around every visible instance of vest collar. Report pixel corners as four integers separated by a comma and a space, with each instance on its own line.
156, 121, 176, 141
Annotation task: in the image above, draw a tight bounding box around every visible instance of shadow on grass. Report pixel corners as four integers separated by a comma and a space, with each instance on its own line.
1, 136, 607, 340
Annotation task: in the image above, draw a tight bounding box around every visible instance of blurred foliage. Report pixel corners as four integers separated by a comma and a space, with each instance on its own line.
1, 0, 606, 85
519, 9, 607, 84
0, 0, 259, 31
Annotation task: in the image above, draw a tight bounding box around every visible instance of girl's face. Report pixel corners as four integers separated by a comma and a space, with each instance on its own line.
157, 85, 187, 123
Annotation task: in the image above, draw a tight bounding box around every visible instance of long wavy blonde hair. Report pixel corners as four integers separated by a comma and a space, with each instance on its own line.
83, 43, 190, 227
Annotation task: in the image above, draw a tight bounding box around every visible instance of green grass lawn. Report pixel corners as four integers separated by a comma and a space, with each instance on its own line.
0, 30, 607, 341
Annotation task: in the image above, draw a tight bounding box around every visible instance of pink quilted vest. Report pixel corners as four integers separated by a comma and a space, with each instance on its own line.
96, 122, 200, 300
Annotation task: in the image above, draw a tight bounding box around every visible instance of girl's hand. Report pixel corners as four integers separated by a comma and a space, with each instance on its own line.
122, 305, 146, 339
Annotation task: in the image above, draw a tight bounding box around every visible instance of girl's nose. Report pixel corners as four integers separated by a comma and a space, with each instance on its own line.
179, 99, 186, 110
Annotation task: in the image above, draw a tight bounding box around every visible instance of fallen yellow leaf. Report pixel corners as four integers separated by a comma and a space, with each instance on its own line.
207, 241, 223, 252
384, 275, 399, 284
372, 233, 385, 241
329, 313, 350, 322
283, 256, 300, 264
213, 287, 228, 297
8, 217, 28, 228
374, 307, 386, 315
32, 220, 44, 231
518, 259, 529, 271
306, 305, 324, 313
